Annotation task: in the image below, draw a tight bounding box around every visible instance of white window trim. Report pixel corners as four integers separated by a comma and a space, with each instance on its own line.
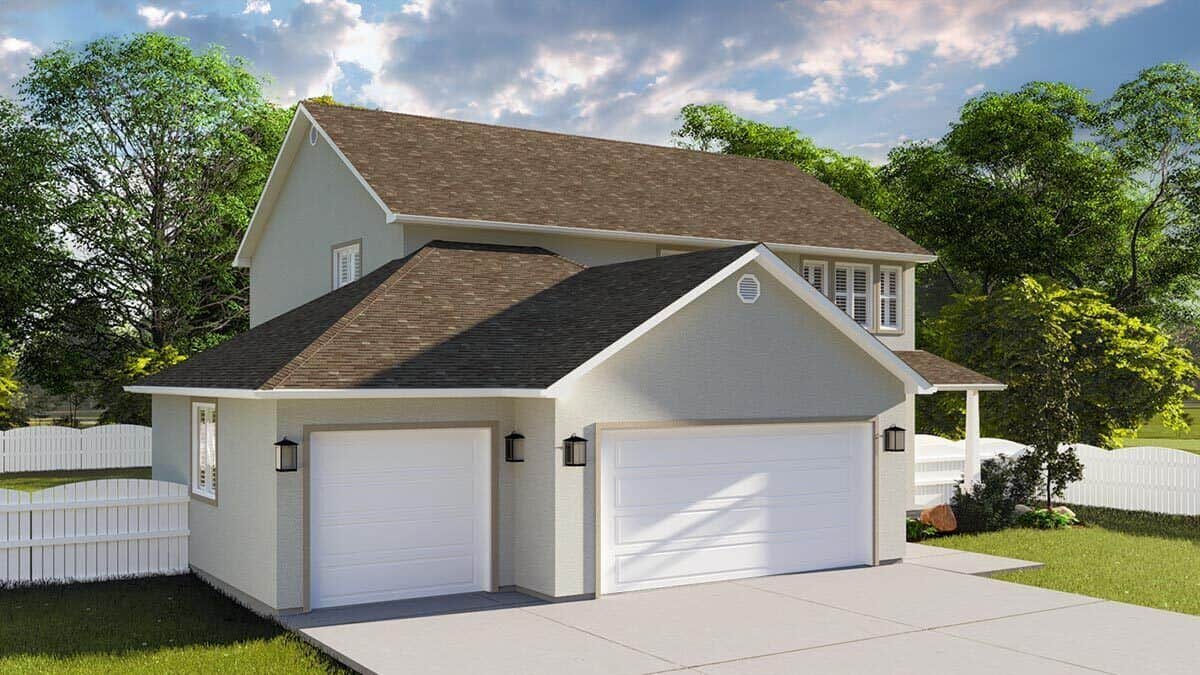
191, 402, 217, 502
332, 240, 362, 290
801, 259, 828, 295
878, 265, 902, 332
833, 263, 873, 329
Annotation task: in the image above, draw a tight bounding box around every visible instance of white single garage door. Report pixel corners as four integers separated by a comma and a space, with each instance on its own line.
600, 422, 873, 594
309, 427, 492, 608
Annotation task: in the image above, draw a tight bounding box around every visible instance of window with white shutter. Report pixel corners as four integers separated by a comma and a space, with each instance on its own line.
332, 242, 362, 289
833, 264, 871, 327
879, 266, 901, 331
192, 402, 217, 502
801, 260, 827, 295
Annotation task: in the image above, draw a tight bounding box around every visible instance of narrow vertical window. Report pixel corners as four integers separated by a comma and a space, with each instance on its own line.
879, 266, 901, 331
333, 241, 362, 289
834, 264, 871, 327
192, 402, 217, 501
801, 260, 827, 295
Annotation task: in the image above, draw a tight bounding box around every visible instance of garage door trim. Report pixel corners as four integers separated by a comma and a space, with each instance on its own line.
594, 417, 878, 596
301, 421, 500, 612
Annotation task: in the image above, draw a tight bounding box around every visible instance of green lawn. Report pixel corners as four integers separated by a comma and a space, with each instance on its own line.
1118, 401, 1200, 454
927, 505, 1200, 616
0, 574, 348, 674
0, 467, 152, 492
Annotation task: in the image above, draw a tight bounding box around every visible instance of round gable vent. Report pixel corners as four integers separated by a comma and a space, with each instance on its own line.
737, 274, 761, 304
309, 126, 319, 146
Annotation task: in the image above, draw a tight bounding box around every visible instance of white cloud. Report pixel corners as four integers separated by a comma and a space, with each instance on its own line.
243, 0, 271, 15
1, 36, 39, 94
964, 82, 987, 96
401, 0, 435, 20
137, 5, 188, 29
857, 80, 908, 102
790, 77, 843, 107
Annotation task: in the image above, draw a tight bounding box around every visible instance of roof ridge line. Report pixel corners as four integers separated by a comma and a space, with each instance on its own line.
264, 247, 438, 390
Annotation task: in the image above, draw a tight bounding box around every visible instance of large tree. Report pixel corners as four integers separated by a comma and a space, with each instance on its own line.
14, 34, 290, 420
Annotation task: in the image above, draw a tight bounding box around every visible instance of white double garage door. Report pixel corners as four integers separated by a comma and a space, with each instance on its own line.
309, 423, 872, 608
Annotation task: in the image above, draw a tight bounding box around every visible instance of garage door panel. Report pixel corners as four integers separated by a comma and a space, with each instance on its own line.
310, 428, 491, 608
616, 466, 853, 508
602, 423, 872, 594
614, 499, 851, 545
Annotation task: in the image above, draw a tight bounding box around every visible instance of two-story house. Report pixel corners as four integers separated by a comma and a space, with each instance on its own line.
130, 101, 1001, 616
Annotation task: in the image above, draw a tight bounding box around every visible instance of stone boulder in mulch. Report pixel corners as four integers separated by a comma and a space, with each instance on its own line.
920, 504, 958, 532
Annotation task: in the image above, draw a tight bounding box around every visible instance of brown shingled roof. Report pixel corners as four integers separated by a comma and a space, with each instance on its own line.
139, 241, 758, 391
302, 102, 930, 257
893, 350, 1004, 388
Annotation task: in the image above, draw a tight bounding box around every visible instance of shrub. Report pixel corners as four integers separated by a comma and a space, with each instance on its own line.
906, 517, 937, 542
951, 454, 1038, 533
1016, 508, 1076, 529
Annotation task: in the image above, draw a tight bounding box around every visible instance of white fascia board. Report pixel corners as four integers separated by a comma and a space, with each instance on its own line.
545, 246, 763, 397
124, 386, 550, 399
927, 383, 1008, 392
544, 244, 934, 397
233, 103, 396, 268
391, 213, 937, 264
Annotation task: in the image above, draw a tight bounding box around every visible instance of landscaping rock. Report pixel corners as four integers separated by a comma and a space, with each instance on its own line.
920, 504, 958, 532
1014, 504, 1033, 516
1052, 505, 1076, 519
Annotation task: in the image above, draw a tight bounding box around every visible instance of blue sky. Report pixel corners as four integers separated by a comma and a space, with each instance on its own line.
3, 1, 1198, 160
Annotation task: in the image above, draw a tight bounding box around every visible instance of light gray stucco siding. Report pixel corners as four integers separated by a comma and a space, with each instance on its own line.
151, 394, 189, 484
249, 120, 400, 326
188, 398, 280, 610
553, 260, 909, 596
402, 223, 659, 267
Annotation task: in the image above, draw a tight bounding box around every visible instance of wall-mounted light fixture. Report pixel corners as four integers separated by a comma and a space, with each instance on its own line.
504, 431, 525, 462
563, 434, 588, 467
274, 437, 299, 471
882, 426, 906, 453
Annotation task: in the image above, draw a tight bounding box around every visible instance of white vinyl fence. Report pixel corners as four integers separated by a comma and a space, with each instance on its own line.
915, 434, 1200, 516
0, 479, 188, 585
0, 425, 152, 472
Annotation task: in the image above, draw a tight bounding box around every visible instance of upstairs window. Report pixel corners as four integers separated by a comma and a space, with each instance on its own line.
833, 263, 871, 327
333, 241, 362, 289
801, 260, 827, 295
879, 266, 902, 331
191, 402, 217, 502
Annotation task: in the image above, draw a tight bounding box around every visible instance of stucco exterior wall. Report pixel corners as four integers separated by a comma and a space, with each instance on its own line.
151, 394, 189, 484
188, 398, 280, 609
402, 223, 659, 266
553, 260, 909, 596
248, 119, 400, 326
273, 397, 540, 608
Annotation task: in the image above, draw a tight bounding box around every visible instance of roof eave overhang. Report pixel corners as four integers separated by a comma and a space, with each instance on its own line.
391, 213, 937, 264
124, 386, 552, 399
926, 383, 1008, 393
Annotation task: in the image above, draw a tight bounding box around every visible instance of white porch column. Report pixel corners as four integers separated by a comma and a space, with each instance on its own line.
964, 388, 981, 492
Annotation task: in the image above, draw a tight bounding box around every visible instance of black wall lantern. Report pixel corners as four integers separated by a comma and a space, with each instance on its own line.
882, 426, 906, 453
563, 434, 588, 467
504, 431, 525, 462
274, 437, 299, 472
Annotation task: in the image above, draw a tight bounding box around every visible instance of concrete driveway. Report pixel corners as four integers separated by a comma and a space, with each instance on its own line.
290, 563, 1200, 675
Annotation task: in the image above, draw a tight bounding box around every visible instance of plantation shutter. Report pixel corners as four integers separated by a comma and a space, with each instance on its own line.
333, 243, 362, 289
192, 403, 217, 500
879, 266, 900, 330
834, 265, 870, 326
801, 261, 826, 295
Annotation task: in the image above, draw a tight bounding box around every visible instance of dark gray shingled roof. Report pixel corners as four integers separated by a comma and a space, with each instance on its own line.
302, 102, 930, 257
138, 241, 757, 390
893, 350, 1003, 387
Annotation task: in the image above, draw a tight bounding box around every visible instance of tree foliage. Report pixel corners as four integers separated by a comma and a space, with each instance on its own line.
672, 103, 891, 216
0, 352, 28, 430
926, 277, 1199, 448
10, 33, 290, 420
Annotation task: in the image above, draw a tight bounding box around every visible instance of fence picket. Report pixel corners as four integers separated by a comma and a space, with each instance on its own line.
0, 479, 187, 585
915, 435, 1200, 515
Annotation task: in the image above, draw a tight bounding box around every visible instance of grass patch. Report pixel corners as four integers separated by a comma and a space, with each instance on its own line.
0, 467, 152, 492
1118, 401, 1200, 454
0, 574, 348, 673
927, 505, 1200, 615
